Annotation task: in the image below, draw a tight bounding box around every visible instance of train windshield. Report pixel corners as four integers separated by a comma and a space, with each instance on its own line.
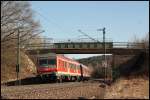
39, 59, 48, 66
48, 59, 56, 65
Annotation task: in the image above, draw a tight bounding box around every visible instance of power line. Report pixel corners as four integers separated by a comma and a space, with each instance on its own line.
78, 29, 100, 42
32, 9, 68, 34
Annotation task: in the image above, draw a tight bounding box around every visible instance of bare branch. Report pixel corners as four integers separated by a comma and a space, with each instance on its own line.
1, 1, 42, 46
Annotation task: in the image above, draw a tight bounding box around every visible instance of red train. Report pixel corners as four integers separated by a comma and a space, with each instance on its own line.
36, 54, 91, 82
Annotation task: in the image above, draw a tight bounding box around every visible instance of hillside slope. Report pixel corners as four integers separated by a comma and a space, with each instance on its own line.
1, 48, 37, 83
77, 52, 149, 79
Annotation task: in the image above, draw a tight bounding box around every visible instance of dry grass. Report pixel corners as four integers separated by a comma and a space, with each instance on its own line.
104, 77, 149, 99
1, 47, 37, 83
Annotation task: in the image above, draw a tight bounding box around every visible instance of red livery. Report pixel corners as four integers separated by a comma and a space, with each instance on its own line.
36, 54, 91, 82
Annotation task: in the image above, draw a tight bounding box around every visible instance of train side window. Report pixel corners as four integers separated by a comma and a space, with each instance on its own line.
62, 61, 63, 68
76, 65, 78, 72
74, 64, 76, 70
64, 62, 66, 69
65, 62, 67, 69
73, 64, 75, 70
72, 64, 74, 70
67, 63, 69, 69
60, 61, 63, 67
61, 61, 63, 68
62, 61, 65, 69
59, 60, 61, 67
71, 64, 73, 70
75, 65, 77, 72
70, 63, 72, 70
69, 63, 71, 69
76, 65, 78, 70
59, 60, 63, 68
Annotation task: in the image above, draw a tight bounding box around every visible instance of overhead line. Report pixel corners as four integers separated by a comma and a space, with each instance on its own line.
78, 30, 100, 42
33, 9, 68, 35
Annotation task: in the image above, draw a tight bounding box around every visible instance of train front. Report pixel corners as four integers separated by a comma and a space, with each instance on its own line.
37, 55, 57, 81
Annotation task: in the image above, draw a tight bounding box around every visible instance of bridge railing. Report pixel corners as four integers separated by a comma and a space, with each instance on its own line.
24, 38, 113, 50
53, 38, 113, 43
24, 42, 146, 50
113, 42, 146, 49
26, 44, 54, 50
29, 37, 113, 43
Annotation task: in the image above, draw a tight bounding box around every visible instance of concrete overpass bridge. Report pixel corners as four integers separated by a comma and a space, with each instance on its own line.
24, 38, 148, 55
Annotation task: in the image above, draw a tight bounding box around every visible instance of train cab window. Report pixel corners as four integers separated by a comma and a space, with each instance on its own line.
48, 59, 56, 65
39, 59, 48, 66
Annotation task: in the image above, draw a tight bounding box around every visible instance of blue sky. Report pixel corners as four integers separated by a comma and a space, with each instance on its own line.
30, 1, 149, 59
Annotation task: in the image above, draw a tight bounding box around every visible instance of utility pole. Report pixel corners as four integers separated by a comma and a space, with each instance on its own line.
16, 29, 21, 85
97, 27, 106, 83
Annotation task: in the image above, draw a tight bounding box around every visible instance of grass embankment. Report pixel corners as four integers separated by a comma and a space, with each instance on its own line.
104, 77, 149, 99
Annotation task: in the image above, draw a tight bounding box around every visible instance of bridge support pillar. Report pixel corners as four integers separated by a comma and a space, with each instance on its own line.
113, 54, 115, 68
111, 54, 115, 81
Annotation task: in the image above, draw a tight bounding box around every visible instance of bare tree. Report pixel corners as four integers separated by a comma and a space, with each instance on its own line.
142, 32, 149, 49
1, 1, 42, 48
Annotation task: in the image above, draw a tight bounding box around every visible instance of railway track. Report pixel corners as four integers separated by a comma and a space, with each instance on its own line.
1, 81, 104, 99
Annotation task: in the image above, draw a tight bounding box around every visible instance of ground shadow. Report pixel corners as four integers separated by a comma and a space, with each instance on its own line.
2, 76, 81, 86
115, 52, 145, 79
1, 76, 56, 86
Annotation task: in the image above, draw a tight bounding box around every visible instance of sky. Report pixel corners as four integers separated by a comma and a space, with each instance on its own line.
30, 1, 149, 59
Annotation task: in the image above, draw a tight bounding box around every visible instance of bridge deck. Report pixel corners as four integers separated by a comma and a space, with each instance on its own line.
25, 42, 148, 55
26, 48, 147, 55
